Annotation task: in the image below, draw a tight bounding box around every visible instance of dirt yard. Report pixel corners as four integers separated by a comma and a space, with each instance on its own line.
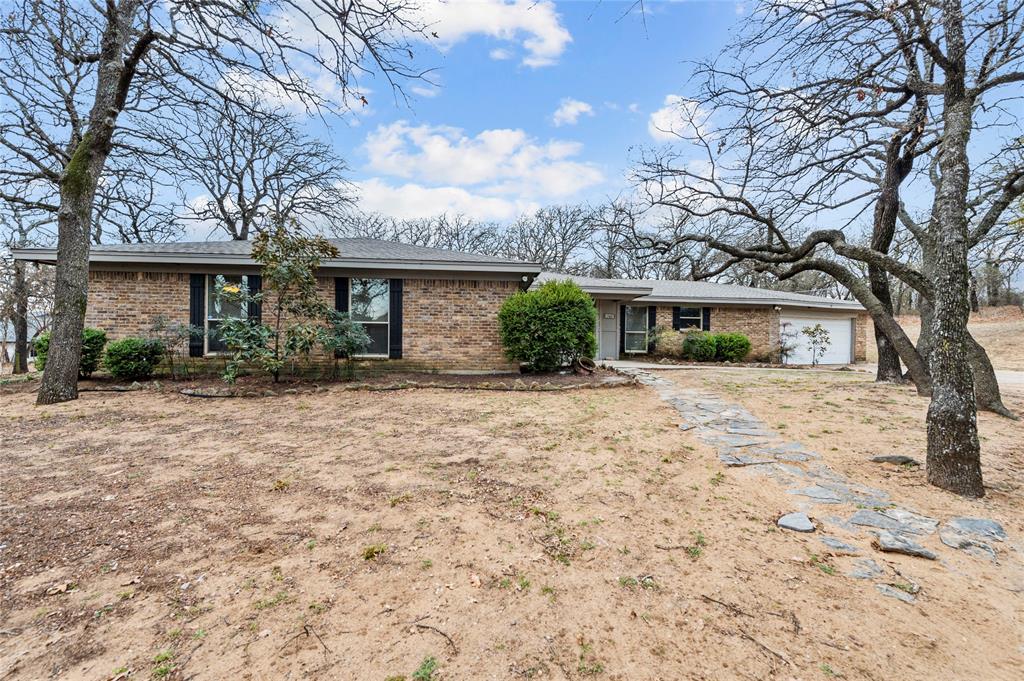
867, 306, 1024, 371
1, 371, 1022, 680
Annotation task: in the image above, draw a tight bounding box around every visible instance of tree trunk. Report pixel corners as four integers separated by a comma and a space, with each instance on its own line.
12, 260, 29, 374
925, 2, 983, 497
35, 2, 150, 404
966, 332, 1017, 419
36, 139, 98, 404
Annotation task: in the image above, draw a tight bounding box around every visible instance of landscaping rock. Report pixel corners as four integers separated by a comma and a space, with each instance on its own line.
778, 512, 815, 533
720, 454, 774, 467
938, 518, 1006, 560
787, 485, 845, 504
847, 558, 884, 579
870, 454, 920, 466
876, 584, 916, 603
947, 517, 1007, 542
849, 509, 937, 535
819, 536, 860, 555
871, 530, 937, 560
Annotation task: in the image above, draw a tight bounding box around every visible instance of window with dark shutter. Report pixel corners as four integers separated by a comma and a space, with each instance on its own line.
189, 274, 204, 357
388, 279, 403, 359
702, 307, 712, 331
676, 307, 702, 330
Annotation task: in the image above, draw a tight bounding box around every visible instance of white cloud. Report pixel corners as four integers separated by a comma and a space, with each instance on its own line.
363, 121, 603, 198
489, 47, 513, 60
628, 103, 640, 114
552, 98, 594, 127
647, 95, 710, 141
356, 178, 538, 221
417, 0, 572, 67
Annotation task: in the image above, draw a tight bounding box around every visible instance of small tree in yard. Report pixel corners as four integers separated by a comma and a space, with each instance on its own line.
319, 311, 372, 380
215, 220, 339, 383
802, 324, 831, 367
498, 280, 597, 372
148, 316, 202, 379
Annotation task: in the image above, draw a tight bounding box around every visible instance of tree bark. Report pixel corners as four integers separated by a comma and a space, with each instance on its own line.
36, 2, 151, 404
12, 260, 29, 374
925, 0, 983, 497
967, 332, 1017, 419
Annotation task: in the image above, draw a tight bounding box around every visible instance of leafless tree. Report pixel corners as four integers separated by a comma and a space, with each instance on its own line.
497, 205, 597, 272
621, 0, 1024, 497
1, 209, 54, 374
337, 212, 501, 253
170, 95, 354, 240
0, 0, 429, 404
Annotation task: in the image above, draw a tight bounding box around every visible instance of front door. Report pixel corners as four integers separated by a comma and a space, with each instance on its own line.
598, 300, 618, 361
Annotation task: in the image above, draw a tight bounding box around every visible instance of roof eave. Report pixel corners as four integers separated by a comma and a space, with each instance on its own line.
635, 295, 864, 311
12, 248, 542, 274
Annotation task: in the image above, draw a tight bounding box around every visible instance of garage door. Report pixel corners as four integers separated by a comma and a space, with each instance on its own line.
779, 316, 854, 365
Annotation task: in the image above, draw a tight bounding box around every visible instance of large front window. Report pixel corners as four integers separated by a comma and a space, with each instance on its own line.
624, 305, 648, 353
206, 275, 248, 353
350, 278, 389, 356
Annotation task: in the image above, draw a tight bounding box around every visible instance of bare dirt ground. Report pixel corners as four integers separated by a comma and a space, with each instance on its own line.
1, 371, 1023, 680
867, 306, 1024, 371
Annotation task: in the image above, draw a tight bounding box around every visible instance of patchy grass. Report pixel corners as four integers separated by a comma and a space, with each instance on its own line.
0, 378, 1021, 679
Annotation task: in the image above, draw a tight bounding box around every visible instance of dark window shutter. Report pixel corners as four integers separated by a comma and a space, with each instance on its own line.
619, 304, 626, 356
189, 274, 205, 357
334, 277, 349, 313
702, 307, 712, 331
333, 277, 349, 359
388, 279, 403, 359
647, 306, 657, 353
672, 306, 681, 331
247, 274, 262, 323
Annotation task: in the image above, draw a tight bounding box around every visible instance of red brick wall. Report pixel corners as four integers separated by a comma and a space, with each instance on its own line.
649, 304, 779, 361
85, 270, 519, 371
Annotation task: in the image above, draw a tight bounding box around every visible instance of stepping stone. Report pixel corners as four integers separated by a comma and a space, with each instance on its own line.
870, 454, 920, 466
876, 584, 916, 603
820, 536, 860, 555
847, 558, 884, 579
871, 530, 937, 560
938, 518, 1006, 560
849, 509, 936, 535
788, 485, 845, 504
778, 512, 815, 533
720, 454, 774, 467
947, 517, 1007, 542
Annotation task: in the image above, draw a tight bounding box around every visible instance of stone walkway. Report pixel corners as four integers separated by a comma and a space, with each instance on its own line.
623, 368, 1017, 603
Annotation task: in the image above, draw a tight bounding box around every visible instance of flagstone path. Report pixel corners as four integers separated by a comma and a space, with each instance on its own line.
622, 368, 1017, 602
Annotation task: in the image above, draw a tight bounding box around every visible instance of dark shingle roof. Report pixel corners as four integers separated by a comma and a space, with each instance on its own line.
85, 238, 529, 265
535, 273, 864, 311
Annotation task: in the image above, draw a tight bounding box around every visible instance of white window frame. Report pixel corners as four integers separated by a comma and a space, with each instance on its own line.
623, 305, 649, 354
677, 306, 703, 330
349, 278, 390, 358
205, 274, 248, 356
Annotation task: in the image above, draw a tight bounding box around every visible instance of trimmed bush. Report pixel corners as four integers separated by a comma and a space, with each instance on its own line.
104, 338, 165, 381
713, 332, 752, 362
681, 331, 717, 361
649, 327, 686, 358
33, 327, 107, 378
498, 280, 597, 372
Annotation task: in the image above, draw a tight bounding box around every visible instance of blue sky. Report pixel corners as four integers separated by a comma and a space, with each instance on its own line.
312, 1, 745, 222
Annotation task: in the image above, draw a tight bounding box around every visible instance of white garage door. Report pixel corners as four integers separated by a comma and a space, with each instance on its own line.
780, 316, 854, 365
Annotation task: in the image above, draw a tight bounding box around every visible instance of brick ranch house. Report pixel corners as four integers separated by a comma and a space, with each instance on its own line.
13, 239, 868, 371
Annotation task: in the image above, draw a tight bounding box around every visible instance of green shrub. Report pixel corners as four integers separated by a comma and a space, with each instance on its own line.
33, 327, 107, 378
681, 331, 717, 361
104, 338, 165, 380
498, 280, 597, 372
649, 326, 685, 358
713, 332, 752, 362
